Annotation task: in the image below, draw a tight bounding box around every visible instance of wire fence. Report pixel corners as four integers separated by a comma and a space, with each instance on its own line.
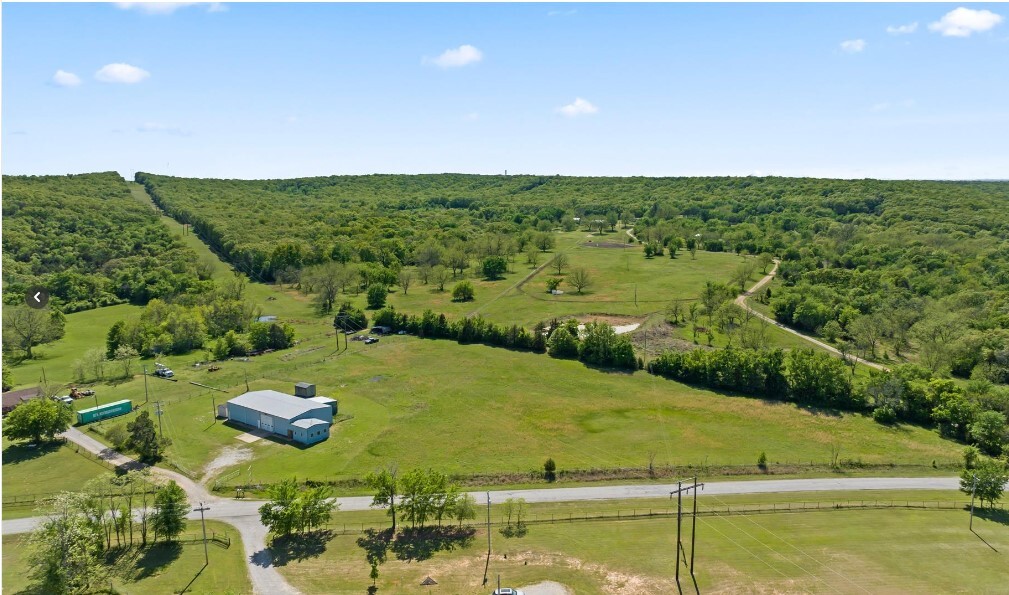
315, 499, 1001, 536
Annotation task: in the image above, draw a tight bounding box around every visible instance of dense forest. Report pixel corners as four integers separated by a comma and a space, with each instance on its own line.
135, 173, 1009, 382
2, 173, 210, 312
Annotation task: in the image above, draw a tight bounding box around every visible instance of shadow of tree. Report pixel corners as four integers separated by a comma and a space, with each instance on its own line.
975, 507, 1009, 526
1, 441, 62, 466
270, 530, 335, 566
356, 527, 393, 567
104, 542, 182, 581
391, 526, 475, 562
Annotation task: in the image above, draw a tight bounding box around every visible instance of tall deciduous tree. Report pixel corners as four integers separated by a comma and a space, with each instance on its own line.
365, 466, 399, 532
26, 492, 104, 594
2, 306, 65, 359
2, 397, 73, 443
151, 480, 189, 542
127, 410, 160, 462
568, 267, 592, 294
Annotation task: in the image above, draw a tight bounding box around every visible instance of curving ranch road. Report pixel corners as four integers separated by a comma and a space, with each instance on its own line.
735, 260, 889, 371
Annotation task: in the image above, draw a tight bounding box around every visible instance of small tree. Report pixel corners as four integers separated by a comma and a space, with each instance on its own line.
757, 451, 768, 471
568, 267, 592, 294
552, 253, 569, 275
365, 466, 399, 532
366, 284, 388, 309
543, 458, 557, 482
453, 493, 477, 526
259, 478, 302, 538
127, 410, 160, 462
397, 270, 414, 296
545, 277, 563, 293
525, 246, 540, 267
547, 326, 579, 359
431, 265, 450, 292
963, 446, 981, 470
114, 344, 139, 378
960, 458, 1009, 509
151, 480, 189, 542
482, 256, 508, 280
3, 397, 73, 443
535, 232, 555, 252
452, 281, 475, 302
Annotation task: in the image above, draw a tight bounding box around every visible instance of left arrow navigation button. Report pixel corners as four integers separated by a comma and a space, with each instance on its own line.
25, 287, 50, 309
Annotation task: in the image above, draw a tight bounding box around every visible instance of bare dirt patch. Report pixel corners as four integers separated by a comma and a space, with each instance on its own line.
630, 320, 708, 359
201, 445, 253, 481
574, 314, 645, 327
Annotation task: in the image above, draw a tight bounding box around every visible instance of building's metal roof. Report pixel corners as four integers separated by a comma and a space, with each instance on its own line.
228, 390, 329, 420
291, 418, 330, 429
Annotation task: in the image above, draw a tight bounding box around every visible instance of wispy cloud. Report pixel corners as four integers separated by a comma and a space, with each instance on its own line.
840, 39, 867, 53
52, 70, 82, 87
886, 22, 918, 35
424, 44, 483, 69
115, 2, 225, 15
557, 98, 599, 118
95, 63, 150, 84
137, 122, 190, 136
929, 7, 1003, 37
463, 112, 480, 122
548, 9, 577, 17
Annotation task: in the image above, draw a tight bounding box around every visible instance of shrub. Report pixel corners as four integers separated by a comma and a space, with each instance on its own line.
452, 281, 475, 302
872, 404, 898, 425
757, 451, 768, 471
106, 424, 129, 451
366, 284, 388, 309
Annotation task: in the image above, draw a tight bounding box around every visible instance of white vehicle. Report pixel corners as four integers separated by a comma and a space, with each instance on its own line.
492, 589, 524, 595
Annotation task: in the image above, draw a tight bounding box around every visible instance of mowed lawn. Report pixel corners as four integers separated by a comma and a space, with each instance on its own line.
61, 336, 961, 487
2, 437, 113, 519
2, 520, 251, 595
278, 496, 1009, 594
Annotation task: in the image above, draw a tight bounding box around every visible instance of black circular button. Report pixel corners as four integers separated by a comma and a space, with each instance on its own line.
26, 287, 50, 309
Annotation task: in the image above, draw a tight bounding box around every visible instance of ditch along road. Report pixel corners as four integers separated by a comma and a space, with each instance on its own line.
735, 260, 889, 372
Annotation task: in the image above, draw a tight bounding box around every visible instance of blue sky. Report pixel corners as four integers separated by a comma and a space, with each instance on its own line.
2, 2, 1007, 180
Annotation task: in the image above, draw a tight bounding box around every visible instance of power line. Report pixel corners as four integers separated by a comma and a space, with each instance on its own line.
706, 493, 871, 593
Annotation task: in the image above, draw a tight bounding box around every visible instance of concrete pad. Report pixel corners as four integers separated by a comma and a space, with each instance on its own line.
235, 429, 270, 443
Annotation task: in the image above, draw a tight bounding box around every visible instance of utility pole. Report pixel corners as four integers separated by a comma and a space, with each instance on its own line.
143, 366, 149, 404
970, 474, 977, 531
212, 396, 216, 422
193, 502, 210, 566
245, 370, 250, 392
483, 491, 492, 586
155, 401, 164, 438
670, 477, 704, 593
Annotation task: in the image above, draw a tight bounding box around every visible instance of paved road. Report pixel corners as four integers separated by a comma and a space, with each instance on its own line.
53, 427, 301, 595
734, 261, 889, 372
5, 475, 964, 538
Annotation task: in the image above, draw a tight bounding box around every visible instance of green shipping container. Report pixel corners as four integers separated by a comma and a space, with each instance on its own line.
77, 400, 132, 424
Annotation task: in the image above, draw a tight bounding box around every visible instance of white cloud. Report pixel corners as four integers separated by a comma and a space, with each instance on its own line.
115, 2, 225, 14
95, 63, 150, 84
547, 9, 577, 17
929, 7, 1003, 37
840, 39, 867, 53
886, 22, 918, 35
137, 122, 189, 136
425, 45, 483, 69
557, 98, 599, 117
52, 70, 82, 87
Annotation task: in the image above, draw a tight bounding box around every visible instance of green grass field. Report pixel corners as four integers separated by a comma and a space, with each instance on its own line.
277, 491, 1009, 594
2, 437, 113, 519
55, 336, 961, 487
2, 520, 251, 595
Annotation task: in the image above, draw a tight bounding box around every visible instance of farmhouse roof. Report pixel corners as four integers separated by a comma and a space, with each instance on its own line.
228, 390, 330, 420
2, 387, 42, 410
